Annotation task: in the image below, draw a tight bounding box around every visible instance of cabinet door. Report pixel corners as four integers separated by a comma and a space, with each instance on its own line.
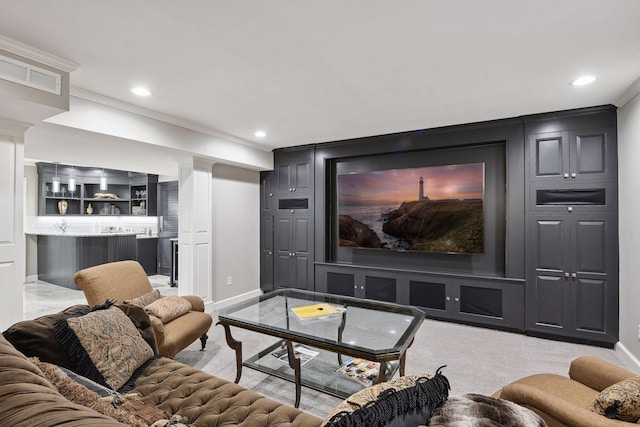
527, 213, 617, 343
273, 213, 313, 290
569, 127, 616, 183
276, 149, 313, 194
529, 131, 569, 183
570, 217, 615, 337
528, 217, 571, 331
260, 215, 274, 292
260, 170, 275, 214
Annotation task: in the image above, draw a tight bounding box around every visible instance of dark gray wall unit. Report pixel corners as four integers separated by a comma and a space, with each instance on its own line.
524, 107, 618, 346
136, 237, 158, 275
261, 105, 618, 341
37, 234, 136, 288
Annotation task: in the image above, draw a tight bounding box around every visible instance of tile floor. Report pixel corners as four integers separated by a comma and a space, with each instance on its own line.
24, 275, 177, 319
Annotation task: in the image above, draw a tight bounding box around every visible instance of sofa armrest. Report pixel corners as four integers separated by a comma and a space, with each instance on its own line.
569, 356, 636, 392
149, 315, 165, 351
500, 383, 635, 426
181, 295, 205, 312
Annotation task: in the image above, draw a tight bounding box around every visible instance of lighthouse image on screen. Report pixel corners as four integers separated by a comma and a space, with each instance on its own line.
337, 163, 484, 254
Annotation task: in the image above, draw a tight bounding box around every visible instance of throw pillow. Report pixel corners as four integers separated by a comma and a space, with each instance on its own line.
321, 368, 450, 427
2, 304, 90, 369
3, 304, 158, 366
125, 289, 162, 308
54, 304, 154, 390
144, 296, 192, 323
590, 376, 640, 422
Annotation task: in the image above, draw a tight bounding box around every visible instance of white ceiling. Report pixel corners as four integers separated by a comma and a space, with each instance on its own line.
1, 0, 640, 151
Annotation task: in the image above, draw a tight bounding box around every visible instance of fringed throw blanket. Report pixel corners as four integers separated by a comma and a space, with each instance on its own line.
428, 394, 547, 427
321, 367, 450, 427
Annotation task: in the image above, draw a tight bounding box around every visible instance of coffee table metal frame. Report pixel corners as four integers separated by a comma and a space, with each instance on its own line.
216, 289, 425, 407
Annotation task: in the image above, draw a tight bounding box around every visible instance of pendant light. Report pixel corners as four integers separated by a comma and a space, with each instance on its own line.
68, 166, 76, 194
51, 162, 60, 194
100, 168, 108, 190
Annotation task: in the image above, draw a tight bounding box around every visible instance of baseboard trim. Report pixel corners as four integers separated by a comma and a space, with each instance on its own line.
212, 289, 264, 313
25, 275, 38, 283
615, 342, 640, 371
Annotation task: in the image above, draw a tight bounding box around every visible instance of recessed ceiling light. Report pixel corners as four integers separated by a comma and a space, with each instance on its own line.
131, 86, 152, 96
254, 130, 267, 138
570, 75, 596, 87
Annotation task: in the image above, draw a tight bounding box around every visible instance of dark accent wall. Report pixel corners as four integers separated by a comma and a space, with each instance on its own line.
313, 117, 526, 279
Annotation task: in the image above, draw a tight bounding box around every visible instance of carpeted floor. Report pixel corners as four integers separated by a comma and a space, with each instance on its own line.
174, 313, 640, 420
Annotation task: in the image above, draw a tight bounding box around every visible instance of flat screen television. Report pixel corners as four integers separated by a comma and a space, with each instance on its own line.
337, 162, 485, 254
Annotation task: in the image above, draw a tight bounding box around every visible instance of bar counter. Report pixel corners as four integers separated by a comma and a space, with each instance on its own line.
32, 232, 138, 288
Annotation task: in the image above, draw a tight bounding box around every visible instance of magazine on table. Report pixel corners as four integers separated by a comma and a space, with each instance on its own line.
290, 303, 344, 321
335, 357, 380, 387
271, 344, 319, 366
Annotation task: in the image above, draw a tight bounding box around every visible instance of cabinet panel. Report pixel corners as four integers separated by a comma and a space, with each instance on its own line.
531, 132, 567, 179
293, 216, 311, 253
326, 272, 355, 297
570, 128, 615, 181
575, 220, 607, 274
459, 286, 502, 318
409, 280, 446, 311
575, 278, 606, 333
536, 220, 565, 271
275, 149, 314, 194
364, 275, 396, 303
273, 213, 312, 290
533, 274, 564, 327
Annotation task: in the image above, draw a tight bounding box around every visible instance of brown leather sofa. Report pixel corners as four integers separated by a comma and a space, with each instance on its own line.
493, 356, 639, 426
73, 260, 212, 358
1, 308, 322, 427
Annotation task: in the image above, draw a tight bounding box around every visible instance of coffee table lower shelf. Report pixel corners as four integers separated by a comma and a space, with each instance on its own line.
243, 341, 400, 400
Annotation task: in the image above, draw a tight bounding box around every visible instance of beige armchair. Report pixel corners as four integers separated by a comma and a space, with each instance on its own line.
493, 356, 639, 427
73, 260, 212, 358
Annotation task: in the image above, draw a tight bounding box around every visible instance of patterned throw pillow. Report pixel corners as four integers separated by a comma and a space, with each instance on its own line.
590, 376, 640, 422
54, 305, 154, 390
124, 289, 162, 308
144, 296, 192, 323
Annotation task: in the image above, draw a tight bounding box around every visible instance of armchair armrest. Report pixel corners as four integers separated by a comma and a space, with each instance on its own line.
148, 315, 165, 351
501, 383, 635, 427
181, 295, 205, 312
569, 356, 636, 392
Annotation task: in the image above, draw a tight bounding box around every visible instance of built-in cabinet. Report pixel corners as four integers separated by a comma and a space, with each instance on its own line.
37, 163, 158, 216
261, 148, 314, 291
259, 106, 619, 345
314, 264, 525, 330
525, 111, 618, 345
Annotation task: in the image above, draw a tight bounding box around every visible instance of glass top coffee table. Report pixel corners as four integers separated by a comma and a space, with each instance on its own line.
217, 289, 425, 407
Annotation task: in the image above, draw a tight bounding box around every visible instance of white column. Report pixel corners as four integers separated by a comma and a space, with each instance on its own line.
178, 158, 214, 310
0, 118, 30, 329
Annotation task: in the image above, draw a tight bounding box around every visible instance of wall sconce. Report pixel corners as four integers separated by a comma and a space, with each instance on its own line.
100, 168, 108, 190
52, 162, 60, 193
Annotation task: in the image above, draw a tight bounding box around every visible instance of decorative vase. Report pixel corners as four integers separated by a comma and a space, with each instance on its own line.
58, 200, 68, 215
86, 203, 93, 215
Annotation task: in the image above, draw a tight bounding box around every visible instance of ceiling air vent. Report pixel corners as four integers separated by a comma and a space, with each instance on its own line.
0, 54, 62, 95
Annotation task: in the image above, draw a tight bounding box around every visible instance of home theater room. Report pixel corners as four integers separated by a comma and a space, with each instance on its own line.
1, 1, 640, 426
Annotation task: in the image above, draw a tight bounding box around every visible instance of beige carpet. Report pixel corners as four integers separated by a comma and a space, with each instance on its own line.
174, 314, 639, 421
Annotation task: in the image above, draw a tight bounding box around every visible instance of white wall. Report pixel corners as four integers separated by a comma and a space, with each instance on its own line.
211, 164, 261, 306
24, 164, 38, 279
618, 90, 640, 363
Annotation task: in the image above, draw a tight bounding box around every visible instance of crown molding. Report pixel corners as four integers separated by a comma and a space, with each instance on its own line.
615, 76, 640, 108
69, 87, 270, 152
0, 35, 78, 72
